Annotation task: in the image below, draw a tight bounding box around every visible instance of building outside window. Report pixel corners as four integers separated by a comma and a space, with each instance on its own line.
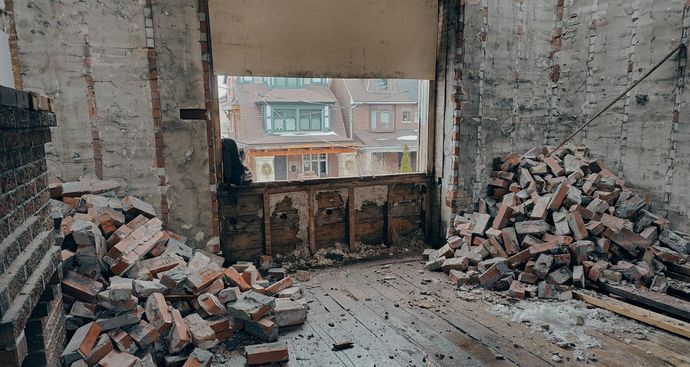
303, 153, 328, 178
402, 111, 411, 122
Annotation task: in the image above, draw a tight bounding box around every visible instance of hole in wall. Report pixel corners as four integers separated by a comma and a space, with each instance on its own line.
325, 209, 333, 216
179, 108, 207, 120
280, 213, 288, 220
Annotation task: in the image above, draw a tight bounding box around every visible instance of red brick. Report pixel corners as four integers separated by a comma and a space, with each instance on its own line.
61, 321, 101, 364
543, 156, 564, 176
265, 276, 293, 296
528, 240, 560, 256
491, 203, 513, 230
245, 341, 289, 365
223, 267, 251, 291
549, 182, 569, 209
62, 271, 104, 302
500, 227, 520, 255
567, 211, 588, 240
83, 334, 112, 366
168, 309, 190, 354
98, 350, 139, 367
198, 293, 227, 316
508, 280, 526, 299
145, 293, 172, 334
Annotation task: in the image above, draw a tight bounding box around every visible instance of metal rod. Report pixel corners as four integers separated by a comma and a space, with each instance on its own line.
546, 44, 685, 157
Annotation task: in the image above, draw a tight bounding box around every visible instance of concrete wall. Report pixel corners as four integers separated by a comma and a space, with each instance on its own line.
0, 2, 13, 88
11, 0, 215, 246
451, 0, 690, 231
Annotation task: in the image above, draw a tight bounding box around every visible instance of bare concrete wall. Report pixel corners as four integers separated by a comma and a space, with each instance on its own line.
452, 0, 690, 231
12, 0, 214, 245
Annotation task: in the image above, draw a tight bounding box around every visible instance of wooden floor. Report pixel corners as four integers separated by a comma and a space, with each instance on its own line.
219, 257, 690, 367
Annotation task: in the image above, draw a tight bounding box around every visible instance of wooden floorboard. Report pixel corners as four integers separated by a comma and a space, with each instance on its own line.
328, 270, 488, 366
221, 257, 690, 366
379, 264, 557, 367
384, 261, 686, 367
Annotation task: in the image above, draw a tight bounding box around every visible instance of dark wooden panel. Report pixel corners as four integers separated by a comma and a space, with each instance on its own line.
389, 184, 423, 238
269, 195, 302, 255
356, 203, 385, 245
315, 190, 347, 249
219, 193, 264, 262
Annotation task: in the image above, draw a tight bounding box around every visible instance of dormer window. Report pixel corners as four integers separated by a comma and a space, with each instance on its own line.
375, 79, 389, 91
269, 77, 303, 88
264, 104, 331, 133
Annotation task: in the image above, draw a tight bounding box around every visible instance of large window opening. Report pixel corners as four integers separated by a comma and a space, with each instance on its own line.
218, 76, 429, 182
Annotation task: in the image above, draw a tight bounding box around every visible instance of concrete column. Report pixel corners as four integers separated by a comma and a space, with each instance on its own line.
254, 157, 275, 182
338, 152, 359, 177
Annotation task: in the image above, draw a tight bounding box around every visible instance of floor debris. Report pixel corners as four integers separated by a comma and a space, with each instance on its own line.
51, 177, 308, 366
426, 146, 689, 301
420, 146, 690, 357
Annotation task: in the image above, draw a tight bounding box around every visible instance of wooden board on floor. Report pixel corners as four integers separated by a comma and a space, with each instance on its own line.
599, 282, 690, 321
573, 291, 690, 339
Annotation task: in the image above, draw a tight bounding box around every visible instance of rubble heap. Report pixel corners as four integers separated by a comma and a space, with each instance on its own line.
427, 147, 689, 300
50, 177, 304, 366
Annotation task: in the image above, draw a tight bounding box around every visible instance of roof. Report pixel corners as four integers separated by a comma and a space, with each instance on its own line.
231, 81, 354, 147
341, 79, 419, 104
354, 129, 419, 152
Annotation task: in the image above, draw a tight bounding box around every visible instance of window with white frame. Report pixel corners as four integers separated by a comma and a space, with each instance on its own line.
264, 104, 330, 133
269, 77, 303, 88
369, 108, 394, 132
303, 153, 328, 178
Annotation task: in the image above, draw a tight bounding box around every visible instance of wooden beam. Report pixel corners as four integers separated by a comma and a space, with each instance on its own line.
422, 184, 431, 243
667, 271, 690, 283
386, 185, 394, 246
667, 263, 690, 277
308, 189, 316, 254
668, 285, 690, 302
262, 193, 272, 256
573, 291, 690, 339
218, 173, 429, 196
348, 187, 356, 251
247, 146, 357, 158
599, 283, 690, 321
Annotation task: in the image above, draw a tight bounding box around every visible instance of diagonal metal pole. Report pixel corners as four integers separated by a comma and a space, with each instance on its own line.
546, 44, 686, 157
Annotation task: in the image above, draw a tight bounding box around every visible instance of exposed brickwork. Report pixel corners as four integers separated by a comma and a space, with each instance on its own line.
445, 0, 466, 214
664, 4, 689, 213
545, 0, 565, 146
82, 56, 102, 179
3, 0, 22, 89
0, 86, 63, 367
145, 0, 170, 226
199, 0, 220, 237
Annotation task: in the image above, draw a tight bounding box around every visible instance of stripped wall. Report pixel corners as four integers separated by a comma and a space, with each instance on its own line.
447, 0, 690, 232
10, 0, 217, 245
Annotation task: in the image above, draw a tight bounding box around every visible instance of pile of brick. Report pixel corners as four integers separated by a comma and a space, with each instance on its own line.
426, 146, 689, 300
50, 178, 306, 366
